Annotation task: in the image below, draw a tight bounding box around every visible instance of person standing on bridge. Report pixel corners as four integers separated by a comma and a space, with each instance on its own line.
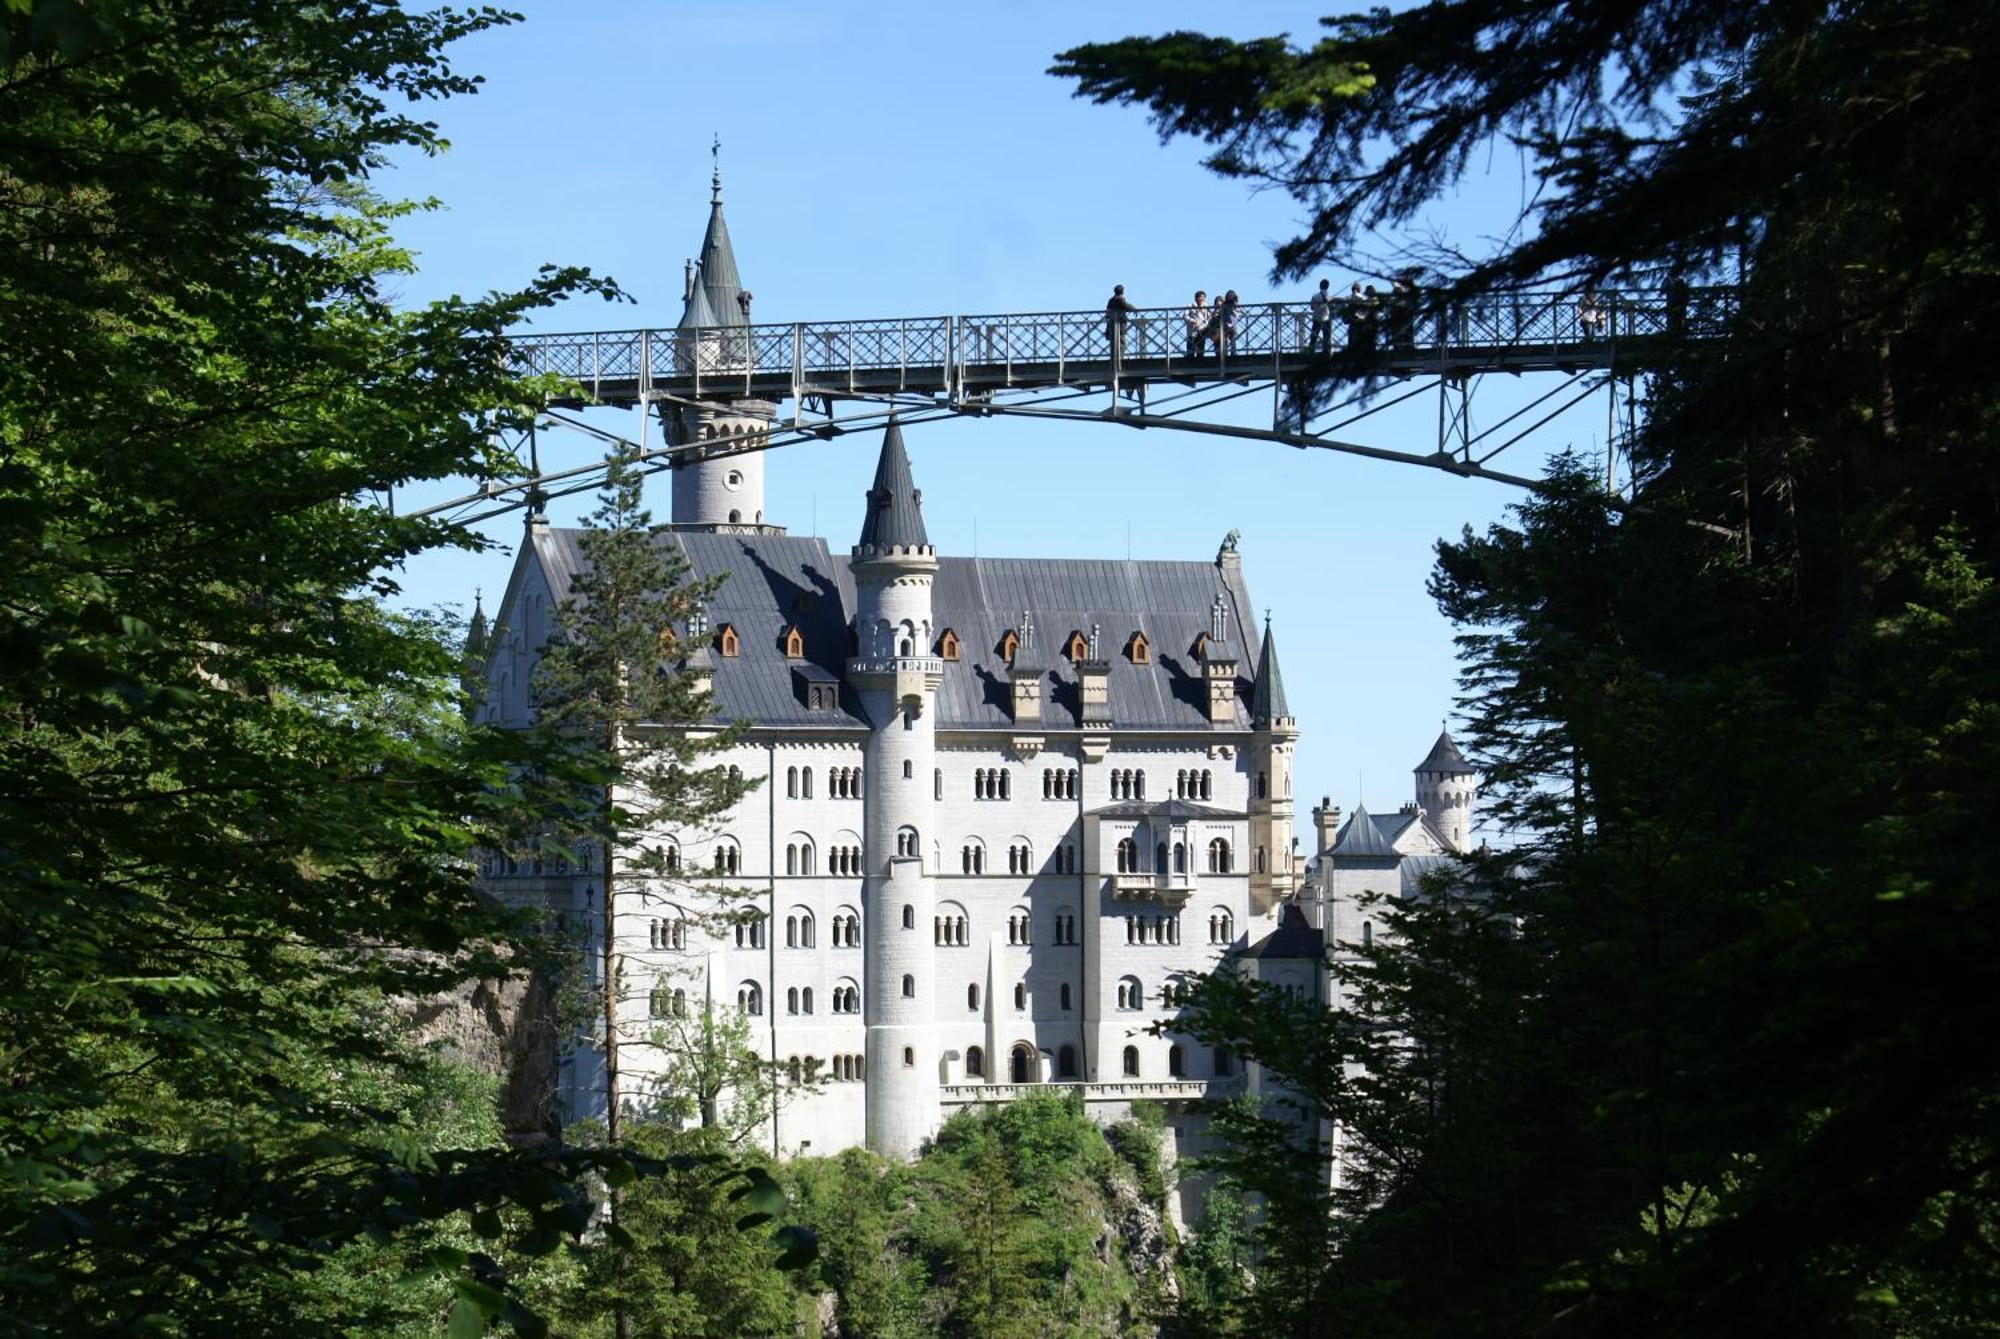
1309, 278, 1334, 355
1105, 285, 1136, 367
1184, 290, 1211, 358
1217, 289, 1240, 357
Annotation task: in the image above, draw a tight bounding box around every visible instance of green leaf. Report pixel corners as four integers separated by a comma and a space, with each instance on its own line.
446, 1296, 487, 1339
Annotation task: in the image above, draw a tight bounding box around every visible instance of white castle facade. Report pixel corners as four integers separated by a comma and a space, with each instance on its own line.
470, 182, 1479, 1193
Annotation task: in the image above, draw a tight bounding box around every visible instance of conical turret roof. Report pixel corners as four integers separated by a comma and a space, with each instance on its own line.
1331, 802, 1398, 858
856, 420, 930, 552
1250, 620, 1290, 725
695, 191, 745, 327
677, 268, 719, 330
1416, 728, 1472, 774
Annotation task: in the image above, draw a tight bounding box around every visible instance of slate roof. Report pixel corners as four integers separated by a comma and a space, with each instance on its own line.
528, 527, 1268, 732
1250, 621, 1290, 725
1329, 803, 1399, 859
1241, 902, 1323, 960
1399, 854, 1460, 897
855, 420, 930, 552
1416, 728, 1472, 774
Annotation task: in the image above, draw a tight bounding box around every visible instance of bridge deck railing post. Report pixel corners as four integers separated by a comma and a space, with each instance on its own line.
791, 323, 802, 426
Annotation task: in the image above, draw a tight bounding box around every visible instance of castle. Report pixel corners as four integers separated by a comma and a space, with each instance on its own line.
470, 178, 1479, 1192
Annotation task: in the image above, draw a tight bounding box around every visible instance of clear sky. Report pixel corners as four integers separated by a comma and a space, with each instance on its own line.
382, 1, 1594, 850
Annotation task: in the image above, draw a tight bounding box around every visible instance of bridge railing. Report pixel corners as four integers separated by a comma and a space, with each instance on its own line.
503, 286, 1738, 399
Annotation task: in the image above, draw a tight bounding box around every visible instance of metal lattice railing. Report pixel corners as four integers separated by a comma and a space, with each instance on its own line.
504, 286, 1738, 400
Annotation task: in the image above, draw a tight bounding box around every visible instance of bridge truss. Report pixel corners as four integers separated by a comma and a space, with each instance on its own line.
409, 286, 1734, 526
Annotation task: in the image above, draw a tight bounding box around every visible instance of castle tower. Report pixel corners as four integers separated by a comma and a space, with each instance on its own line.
848, 421, 944, 1158
1248, 616, 1299, 911
1414, 728, 1477, 853
666, 162, 777, 530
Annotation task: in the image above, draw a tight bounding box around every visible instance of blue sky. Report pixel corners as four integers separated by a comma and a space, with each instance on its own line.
383, 2, 1594, 849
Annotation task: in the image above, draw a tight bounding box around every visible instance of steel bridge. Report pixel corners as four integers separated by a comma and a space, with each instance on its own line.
414, 286, 1735, 524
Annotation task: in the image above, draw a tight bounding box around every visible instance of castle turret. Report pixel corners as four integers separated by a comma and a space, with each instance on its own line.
1247, 616, 1298, 911
666, 161, 777, 531
460, 590, 488, 720
1414, 728, 1477, 853
848, 420, 944, 1158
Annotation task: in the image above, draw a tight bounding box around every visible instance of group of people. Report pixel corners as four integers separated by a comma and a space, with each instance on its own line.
1103, 278, 1423, 366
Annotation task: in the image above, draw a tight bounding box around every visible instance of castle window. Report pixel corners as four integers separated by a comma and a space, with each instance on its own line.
1156, 842, 1169, 875
1256, 846, 1268, 874
1063, 630, 1089, 662
1007, 843, 1032, 876
1010, 1044, 1035, 1083
1214, 1047, 1232, 1076
1362, 921, 1374, 949
1116, 838, 1138, 873
1168, 1044, 1185, 1078
998, 629, 1020, 663
1207, 838, 1232, 874
896, 826, 919, 858
1117, 976, 1142, 1011
1201, 770, 1213, 800
1173, 842, 1186, 874
787, 987, 799, 1015
902, 974, 915, 998
968, 984, 980, 1011
649, 984, 671, 1019
1058, 1044, 1078, 1078
902, 904, 915, 930
672, 988, 686, 1017
787, 766, 798, 798
728, 509, 741, 525
903, 1047, 915, 1067
1060, 983, 1072, 1011
1013, 982, 1026, 1011
1256, 771, 1268, 799
783, 624, 805, 659
802, 987, 814, 1014
1191, 630, 1209, 659
1209, 909, 1234, 944
960, 843, 985, 876
717, 623, 740, 657
802, 768, 813, 798
966, 1045, 984, 1078
832, 980, 859, 1013
737, 982, 763, 1016
935, 769, 943, 801
939, 628, 960, 661
903, 760, 912, 779
1126, 631, 1149, 664
1122, 1045, 1140, 1078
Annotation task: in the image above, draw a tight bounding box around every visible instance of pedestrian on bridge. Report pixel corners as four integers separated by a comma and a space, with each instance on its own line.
1309, 278, 1334, 355
1105, 284, 1135, 365
1184, 290, 1211, 358
1217, 289, 1240, 356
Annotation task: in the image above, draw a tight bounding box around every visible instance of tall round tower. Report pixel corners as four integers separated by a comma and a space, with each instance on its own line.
665, 163, 776, 530
848, 421, 944, 1158
1414, 729, 1478, 853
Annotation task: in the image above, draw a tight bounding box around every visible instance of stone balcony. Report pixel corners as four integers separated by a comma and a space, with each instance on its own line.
1105, 872, 1193, 905
940, 1076, 1243, 1106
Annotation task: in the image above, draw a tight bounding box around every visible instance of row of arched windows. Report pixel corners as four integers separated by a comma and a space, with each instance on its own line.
1208, 911, 1235, 944
1006, 842, 1033, 875
1042, 768, 1079, 799
1125, 914, 1182, 946
1006, 912, 1032, 945
733, 918, 765, 950
934, 914, 968, 946
785, 843, 816, 877
1109, 769, 1147, 800
649, 918, 687, 950
831, 984, 860, 1013
831, 912, 861, 946
830, 1054, 865, 1081
648, 985, 687, 1018
1110, 837, 1232, 875
972, 769, 1011, 800
785, 986, 815, 1014
711, 843, 742, 876
960, 844, 986, 875
1051, 914, 1078, 945
784, 914, 815, 948
736, 982, 762, 1015
828, 767, 863, 799
1176, 769, 1215, 800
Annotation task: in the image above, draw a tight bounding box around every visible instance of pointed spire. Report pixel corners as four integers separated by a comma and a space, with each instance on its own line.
1416, 728, 1472, 775
466, 588, 488, 654
856, 419, 930, 552
675, 146, 747, 330
1250, 617, 1291, 727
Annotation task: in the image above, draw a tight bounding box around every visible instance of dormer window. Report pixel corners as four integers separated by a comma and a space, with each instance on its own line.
998, 629, 1020, 664
717, 623, 740, 658
938, 628, 960, 661
1063, 630, 1089, 663
1126, 631, 1150, 664
1190, 630, 1210, 659
782, 624, 804, 659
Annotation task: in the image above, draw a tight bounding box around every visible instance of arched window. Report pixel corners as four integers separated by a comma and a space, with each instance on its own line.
718, 623, 739, 657
1256, 845, 1268, 874
1201, 770, 1213, 800
1209, 909, 1234, 944
901, 973, 915, 998
934, 768, 943, 801
998, 628, 1019, 662
1207, 838, 1231, 873
1256, 771, 1269, 799
896, 825, 919, 858
802, 767, 814, 799
902, 1046, 915, 1067
786, 913, 798, 945
1126, 631, 1149, 664
1063, 630, 1089, 662
939, 628, 960, 661
902, 759, 913, 779
1156, 841, 1169, 874
649, 984, 670, 1018
1134, 770, 1146, 799
968, 983, 981, 1011
1058, 1044, 1078, 1078
787, 987, 799, 1015
1172, 842, 1186, 874
672, 988, 687, 1017
1122, 1045, 1140, 1078
787, 765, 798, 798
1010, 1043, 1035, 1083
802, 988, 814, 1014
966, 1045, 984, 1077
1013, 982, 1026, 1010
1168, 1044, 1185, 1077
783, 625, 804, 659
738, 982, 762, 1016
1060, 982, 1072, 1011
1116, 838, 1138, 873
1117, 975, 1142, 1011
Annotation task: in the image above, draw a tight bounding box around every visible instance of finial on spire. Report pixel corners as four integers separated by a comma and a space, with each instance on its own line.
710, 133, 722, 202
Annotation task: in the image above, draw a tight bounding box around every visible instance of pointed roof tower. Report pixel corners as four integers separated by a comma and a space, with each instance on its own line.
855, 419, 931, 554
697, 143, 745, 327
1416, 728, 1472, 775
1250, 616, 1291, 727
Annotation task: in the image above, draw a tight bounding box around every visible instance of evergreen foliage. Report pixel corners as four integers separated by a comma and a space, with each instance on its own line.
1060, 0, 2000, 1333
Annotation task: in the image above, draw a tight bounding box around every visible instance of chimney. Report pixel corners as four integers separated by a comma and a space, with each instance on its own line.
1312, 796, 1342, 855
1009, 611, 1044, 725
1077, 621, 1111, 726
